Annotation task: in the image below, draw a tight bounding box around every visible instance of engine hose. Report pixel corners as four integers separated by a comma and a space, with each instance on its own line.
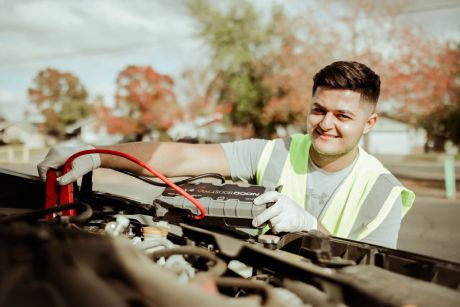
150, 246, 227, 278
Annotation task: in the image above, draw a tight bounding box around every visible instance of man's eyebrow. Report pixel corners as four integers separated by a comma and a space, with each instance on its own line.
311, 102, 325, 109
336, 109, 355, 116
311, 103, 355, 116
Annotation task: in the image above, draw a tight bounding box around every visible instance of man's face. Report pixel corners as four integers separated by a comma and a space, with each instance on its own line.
307, 87, 377, 158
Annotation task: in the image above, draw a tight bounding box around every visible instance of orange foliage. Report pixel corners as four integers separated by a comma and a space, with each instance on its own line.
104, 65, 181, 139
28, 67, 91, 139
258, 13, 337, 133
381, 42, 460, 124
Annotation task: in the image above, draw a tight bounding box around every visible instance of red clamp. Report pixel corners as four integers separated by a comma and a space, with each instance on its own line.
44, 169, 76, 219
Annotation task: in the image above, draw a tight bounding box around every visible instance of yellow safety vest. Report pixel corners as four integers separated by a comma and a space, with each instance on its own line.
256, 134, 414, 240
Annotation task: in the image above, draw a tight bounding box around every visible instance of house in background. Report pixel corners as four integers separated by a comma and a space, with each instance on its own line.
365, 116, 426, 155
65, 116, 123, 145
168, 114, 229, 143
0, 121, 45, 148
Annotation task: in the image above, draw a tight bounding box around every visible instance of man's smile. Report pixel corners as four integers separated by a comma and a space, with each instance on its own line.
314, 128, 338, 140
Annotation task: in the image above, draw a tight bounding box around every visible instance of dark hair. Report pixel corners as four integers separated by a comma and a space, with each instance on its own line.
312, 61, 380, 104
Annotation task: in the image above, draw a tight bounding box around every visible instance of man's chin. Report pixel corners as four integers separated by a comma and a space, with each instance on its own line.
311, 142, 343, 157
315, 149, 342, 157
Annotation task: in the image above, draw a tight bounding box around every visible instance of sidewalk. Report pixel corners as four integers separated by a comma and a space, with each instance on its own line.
399, 178, 459, 202
376, 155, 459, 202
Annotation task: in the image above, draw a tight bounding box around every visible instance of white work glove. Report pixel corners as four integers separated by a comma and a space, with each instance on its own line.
37, 144, 101, 185
252, 191, 318, 233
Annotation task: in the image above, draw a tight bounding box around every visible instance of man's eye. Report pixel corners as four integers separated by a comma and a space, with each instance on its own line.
338, 114, 351, 120
312, 108, 325, 113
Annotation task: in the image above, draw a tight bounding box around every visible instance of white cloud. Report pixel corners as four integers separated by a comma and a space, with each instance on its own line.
0, 88, 28, 121
0, 0, 201, 65
0, 0, 84, 32
0, 88, 16, 103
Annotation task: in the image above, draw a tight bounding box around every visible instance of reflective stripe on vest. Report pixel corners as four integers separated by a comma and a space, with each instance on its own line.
347, 174, 413, 240
255, 133, 415, 239
256, 137, 286, 190
255, 135, 308, 206
278, 134, 309, 207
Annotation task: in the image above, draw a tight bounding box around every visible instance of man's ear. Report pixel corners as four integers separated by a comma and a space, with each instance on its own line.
363, 113, 378, 134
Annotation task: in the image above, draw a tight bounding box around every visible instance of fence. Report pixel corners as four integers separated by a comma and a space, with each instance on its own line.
0, 145, 47, 164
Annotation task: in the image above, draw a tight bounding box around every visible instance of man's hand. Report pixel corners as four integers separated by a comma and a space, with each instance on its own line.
37, 144, 101, 185
252, 191, 318, 233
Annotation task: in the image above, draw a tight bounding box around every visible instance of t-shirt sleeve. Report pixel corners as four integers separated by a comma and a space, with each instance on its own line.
360, 195, 402, 249
220, 139, 268, 183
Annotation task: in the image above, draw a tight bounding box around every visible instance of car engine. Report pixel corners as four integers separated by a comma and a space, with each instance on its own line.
1, 168, 459, 307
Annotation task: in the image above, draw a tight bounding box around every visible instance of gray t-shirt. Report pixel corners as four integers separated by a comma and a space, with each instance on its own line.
306, 158, 355, 219
221, 139, 402, 249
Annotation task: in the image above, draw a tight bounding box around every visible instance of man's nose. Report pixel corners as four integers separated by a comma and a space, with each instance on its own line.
319, 112, 335, 130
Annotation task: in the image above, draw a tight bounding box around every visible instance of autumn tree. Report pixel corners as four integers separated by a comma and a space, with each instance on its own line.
179, 68, 219, 119
100, 66, 180, 141
187, 0, 279, 137
445, 103, 460, 146
382, 41, 460, 150
425, 43, 460, 149
28, 68, 92, 139
258, 11, 336, 134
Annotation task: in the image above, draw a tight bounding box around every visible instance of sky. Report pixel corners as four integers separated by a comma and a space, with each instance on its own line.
1, 0, 460, 122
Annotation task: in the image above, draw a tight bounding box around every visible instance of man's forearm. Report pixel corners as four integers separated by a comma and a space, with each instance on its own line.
98, 142, 161, 175
97, 142, 231, 178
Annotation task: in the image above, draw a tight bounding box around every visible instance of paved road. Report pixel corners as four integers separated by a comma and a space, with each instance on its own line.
398, 197, 460, 263
2, 162, 460, 263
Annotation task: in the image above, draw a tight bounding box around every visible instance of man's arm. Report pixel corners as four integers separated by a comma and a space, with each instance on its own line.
98, 142, 231, 177
37, 142, 231, 184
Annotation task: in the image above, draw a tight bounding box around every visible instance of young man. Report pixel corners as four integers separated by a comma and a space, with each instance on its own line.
38, 61, 414, 248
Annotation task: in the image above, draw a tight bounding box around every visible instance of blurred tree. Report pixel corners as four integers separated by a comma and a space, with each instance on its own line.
100, 66, 180, 141
445, 105, 460, 146
28, 68, 92, 139
259, 11, 335, 134
384, 42, 460, 150
436, 43, 460, 148
187, 0, 279, 137
179, 68, 226, 119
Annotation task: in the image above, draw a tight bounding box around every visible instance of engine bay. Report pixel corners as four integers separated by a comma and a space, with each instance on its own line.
1, 168, 460, 307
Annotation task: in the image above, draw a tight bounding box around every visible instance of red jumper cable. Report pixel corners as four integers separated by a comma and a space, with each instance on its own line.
44, 149, 206, 220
